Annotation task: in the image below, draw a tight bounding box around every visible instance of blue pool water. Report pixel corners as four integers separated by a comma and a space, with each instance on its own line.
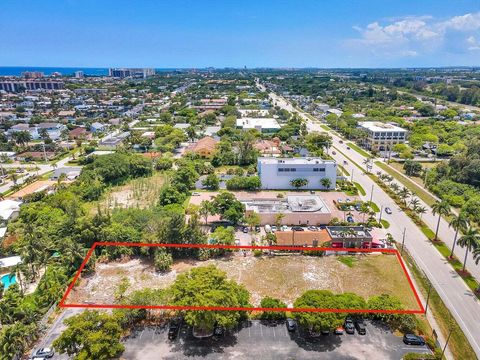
0, 273, 16, 289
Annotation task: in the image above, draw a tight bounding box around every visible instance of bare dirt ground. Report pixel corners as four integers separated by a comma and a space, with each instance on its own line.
68, 252, 418, 310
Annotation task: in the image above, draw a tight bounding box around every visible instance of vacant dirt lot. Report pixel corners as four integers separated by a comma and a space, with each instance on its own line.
68, 252, 418, 310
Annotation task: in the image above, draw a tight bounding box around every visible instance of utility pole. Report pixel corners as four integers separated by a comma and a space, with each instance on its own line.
424, 281, 432, 315
369, 184, 374, 204
350, 168, 354, 183
42, 143, 48, 163
441, 326, 453, 359
401, 227, 406, 255
378, 205, 383, 223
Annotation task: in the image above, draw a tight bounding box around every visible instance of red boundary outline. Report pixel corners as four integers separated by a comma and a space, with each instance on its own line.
59, 242, 425, 314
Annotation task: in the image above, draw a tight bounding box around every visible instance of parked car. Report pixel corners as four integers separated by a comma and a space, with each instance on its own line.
243, 227, 249, 233
354, 319, 366, 335
339, 140, 343, 144
332, 151, 336, 155
168, 317, 182, 340
281, 225, 288, 231
264, 225, 272, 233
33, 348, 54, 359
403, 334, 425, 346
346, 216, 354, 223
271, 225, 277, 232
320, 329, 330, 336
291, 226, 304, 231
334, 326, 344, 335
355, 203, 362, 211
344, 318, 355, 334
255, 225, 261, 232
385, 207, 392, 214
337, 198, 343, 203
286, 318, 296, 332
310, 190, 315, 194
192, 192, 201, 196
307, 226, 318, 231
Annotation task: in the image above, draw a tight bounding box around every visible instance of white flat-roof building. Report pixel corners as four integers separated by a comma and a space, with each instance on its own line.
358, 121, 408, 151
243, 195, 332, 226
236, 117, 281, 133
258, 157, 337, 190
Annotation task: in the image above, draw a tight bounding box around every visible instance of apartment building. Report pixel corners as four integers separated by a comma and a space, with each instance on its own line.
358, 121, 408, 151
0, 80, 64, 92
108, 68, 155, 79
258, 157, 337, 190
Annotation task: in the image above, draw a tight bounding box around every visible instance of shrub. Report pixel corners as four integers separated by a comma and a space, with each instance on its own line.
154, 249, 173, 272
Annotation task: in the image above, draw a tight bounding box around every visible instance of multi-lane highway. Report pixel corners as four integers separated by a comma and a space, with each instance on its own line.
261, 83, 480, 358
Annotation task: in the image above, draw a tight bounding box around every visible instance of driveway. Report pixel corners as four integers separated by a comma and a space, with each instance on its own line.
122, 320, 430, 360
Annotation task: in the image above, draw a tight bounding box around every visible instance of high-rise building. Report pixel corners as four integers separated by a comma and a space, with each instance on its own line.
0, 80, 64, 92
108, 68, 155, 79
358, 122, 408, 151
21, 71, 44, 79
74, 71, 84, 78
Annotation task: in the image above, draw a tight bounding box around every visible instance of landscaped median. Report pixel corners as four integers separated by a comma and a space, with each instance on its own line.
347, 142, 371, 158
374, 161, 437, 207
335, 146, 480, 299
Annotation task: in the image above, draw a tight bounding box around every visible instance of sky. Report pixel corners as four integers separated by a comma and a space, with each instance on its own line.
1, 0, 479, 68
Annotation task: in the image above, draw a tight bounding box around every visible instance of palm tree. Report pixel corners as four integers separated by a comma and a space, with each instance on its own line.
416, 206, 427, 219
398, 187, 411, 206
409, 197, 420, 210
431, 200, 452, 241
448, 213, 469, 259
390, 183, 400, 193
359, 203, 370, 223
363, 158, 371, 173
457, 226, 480, 272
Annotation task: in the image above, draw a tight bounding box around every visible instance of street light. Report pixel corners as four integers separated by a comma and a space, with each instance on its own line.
369, 184, 374, 204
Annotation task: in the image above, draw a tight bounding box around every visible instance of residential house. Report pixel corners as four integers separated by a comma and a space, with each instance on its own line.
186, 136, 218, 157
90, 122, 105, 133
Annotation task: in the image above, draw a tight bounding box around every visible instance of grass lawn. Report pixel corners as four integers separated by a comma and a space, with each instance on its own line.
367, 201, 380, 212
337, 165, 350, 176
320, 124, 331, 131
347, 142, 371, 158
375, 161, 437, 207
70, 252, 420, 310
380, 219, 390, 229
354, 182, 366, 196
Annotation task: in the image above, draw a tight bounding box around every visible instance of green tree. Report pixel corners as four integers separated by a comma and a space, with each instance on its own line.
320, 177, 332, 190
211, 192, 245, 224
290, 178, 309, 190
245, 212, 261, 230
211, 226, 235, 245
159, 185, 187, 206
293, 290, 344, 332
154, 248, 173, 272
202, 173, 220, 190
431, 200, 452, 241
53, 311, 124, 360
171, 265, 250, 332
260, 297, 287, 321
367, 294, 415, 333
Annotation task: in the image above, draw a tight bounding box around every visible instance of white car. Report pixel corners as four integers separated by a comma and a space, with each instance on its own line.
385, 207, 392, 214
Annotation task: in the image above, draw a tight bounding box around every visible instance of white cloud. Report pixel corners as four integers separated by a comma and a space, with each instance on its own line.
467, 36, 480, 51
439, 12, 480, 32
347, 12, 480, 58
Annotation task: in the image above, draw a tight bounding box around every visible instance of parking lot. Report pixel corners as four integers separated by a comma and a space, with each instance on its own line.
122, 320, 430, 360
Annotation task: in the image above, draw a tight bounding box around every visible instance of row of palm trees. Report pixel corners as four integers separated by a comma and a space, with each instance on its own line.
377, 172, 480, 275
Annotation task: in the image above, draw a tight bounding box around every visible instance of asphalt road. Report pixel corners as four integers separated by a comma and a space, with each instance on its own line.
121, 320, 430, 360
263, 85, 480, 358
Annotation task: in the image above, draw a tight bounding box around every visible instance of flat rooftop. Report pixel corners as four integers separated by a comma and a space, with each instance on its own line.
358, 121, 407, 132
243, 195, 330, 214
236, 117, 280, 129
258, 157, 336, 165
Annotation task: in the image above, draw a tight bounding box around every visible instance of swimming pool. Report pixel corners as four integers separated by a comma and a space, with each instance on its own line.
0, 273, 16, 289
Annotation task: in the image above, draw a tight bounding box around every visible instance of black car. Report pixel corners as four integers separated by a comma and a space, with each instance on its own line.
403, 334, 426, 346
243, 227, 249, 233
344, 318, 355, 334
168, 317, 182, 340
255, 225, 261, 232
291, 226, 305, 231
354, 319, 366, 335
33, 348, 54, 358
286, 318, 296, 332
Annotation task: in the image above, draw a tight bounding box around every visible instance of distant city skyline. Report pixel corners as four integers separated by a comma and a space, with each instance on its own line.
1, 0, 479, 68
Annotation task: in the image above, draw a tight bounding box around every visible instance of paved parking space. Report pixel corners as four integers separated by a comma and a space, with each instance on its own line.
122, 320, 430, 360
